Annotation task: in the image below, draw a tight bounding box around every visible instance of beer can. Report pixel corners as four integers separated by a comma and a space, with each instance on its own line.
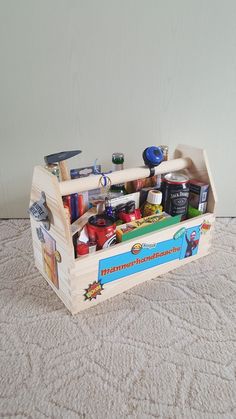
162, 172, 190, 220
87, 215, 116, 249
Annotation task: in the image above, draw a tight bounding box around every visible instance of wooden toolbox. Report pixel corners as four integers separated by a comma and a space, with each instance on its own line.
29, 144, 217, 314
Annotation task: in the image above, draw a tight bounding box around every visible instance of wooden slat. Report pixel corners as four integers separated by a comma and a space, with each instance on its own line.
70, 249, 211, 314
174, 144, 217, 214
59, 157, 192, 196
30, 166, 73, 245
70, 213, 214, 295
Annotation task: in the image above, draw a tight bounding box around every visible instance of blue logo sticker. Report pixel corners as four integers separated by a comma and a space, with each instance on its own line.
174, 227, 186, 240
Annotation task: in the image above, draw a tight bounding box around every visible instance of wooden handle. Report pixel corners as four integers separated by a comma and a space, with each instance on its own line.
59, 157, 192, 196
58, 160, 70, 181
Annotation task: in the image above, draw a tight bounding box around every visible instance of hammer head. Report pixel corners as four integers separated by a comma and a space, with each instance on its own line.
44, 150, 82, 164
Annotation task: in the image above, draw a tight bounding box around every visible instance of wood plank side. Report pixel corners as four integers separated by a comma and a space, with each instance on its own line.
70, 249, 211, 314
30, 166, 73, 247
35, 261, 72, 313
71, 232, 212, 296
69, 214, 215, 314
174, 144, 217, 214
202, 149, 218, 213
29, 166, 75, 312
71, 213, 214, 277
30, 217, 74, 272
32, 239, 72, 296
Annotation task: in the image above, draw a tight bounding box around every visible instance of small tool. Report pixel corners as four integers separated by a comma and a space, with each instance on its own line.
28, 191, 50, 230
44, 150, 82, 181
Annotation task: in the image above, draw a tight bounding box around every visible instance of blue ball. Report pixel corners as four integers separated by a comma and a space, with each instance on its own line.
143, 146, 164, 167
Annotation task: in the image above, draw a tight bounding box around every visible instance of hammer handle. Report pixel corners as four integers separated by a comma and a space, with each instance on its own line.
59, 160, 70, 181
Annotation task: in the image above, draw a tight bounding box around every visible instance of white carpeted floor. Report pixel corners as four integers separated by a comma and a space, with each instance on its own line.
0, 218, 236, 418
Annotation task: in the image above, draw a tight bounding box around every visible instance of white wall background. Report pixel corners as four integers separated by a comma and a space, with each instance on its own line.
0, 0, 235, 217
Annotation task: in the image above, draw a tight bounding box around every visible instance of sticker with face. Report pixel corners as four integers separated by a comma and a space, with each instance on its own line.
131, 243, 142, 255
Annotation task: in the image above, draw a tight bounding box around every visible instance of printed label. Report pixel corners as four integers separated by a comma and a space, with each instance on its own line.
98, 225, 201, 285
84, 281, 104, 300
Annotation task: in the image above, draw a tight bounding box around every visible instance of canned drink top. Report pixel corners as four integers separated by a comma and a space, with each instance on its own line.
112, 152, 124, 165
163, 173, 189, 184
89, 214, 115, 227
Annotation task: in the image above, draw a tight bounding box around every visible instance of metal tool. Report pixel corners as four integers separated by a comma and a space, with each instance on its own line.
44, 150, 82, 181
28, 191, 50, 230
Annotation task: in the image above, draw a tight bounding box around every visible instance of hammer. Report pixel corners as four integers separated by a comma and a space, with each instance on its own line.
44, 150, 82, 181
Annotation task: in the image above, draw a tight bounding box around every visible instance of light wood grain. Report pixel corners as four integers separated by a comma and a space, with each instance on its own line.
29, 145, 216, 314
58, 160, 70, 181
70, 213, 214, 292
59, 157, 192, 196
174, 144, 217, 213
30, 166, 73, 247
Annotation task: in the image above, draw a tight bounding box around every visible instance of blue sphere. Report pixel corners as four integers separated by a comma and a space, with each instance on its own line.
143, 146, 164, 167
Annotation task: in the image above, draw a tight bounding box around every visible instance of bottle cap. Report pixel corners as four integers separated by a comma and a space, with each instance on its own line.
163, 172, 189, 184
147, 190, 162, 205
112, 152, 124, 165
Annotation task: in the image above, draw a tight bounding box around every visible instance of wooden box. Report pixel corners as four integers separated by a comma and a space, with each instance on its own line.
29, 145, 217, 314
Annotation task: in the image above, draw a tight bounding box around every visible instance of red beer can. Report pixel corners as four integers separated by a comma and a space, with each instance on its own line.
87, 215, 116, 249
